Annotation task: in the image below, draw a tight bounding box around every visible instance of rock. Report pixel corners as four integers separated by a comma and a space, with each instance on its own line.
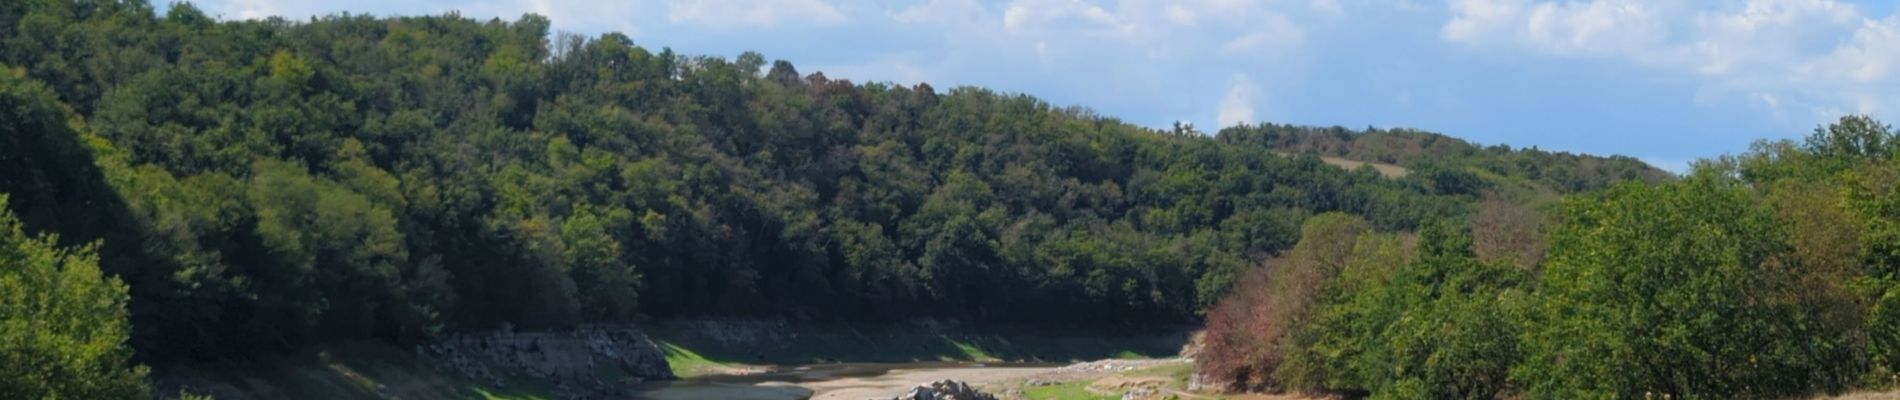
675, 318, 787, 347
1185, 370, 1219, 393
1120, 387, 1167, 400
893, 379, 998, 400
422, 324, 674, 400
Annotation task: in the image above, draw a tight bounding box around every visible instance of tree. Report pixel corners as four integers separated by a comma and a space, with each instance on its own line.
1517, 179, 1863, 399
0, 195, 150, 399
1198, 213, 1370, 392
1804, 115, 1895, 160
1277, 221, 1524, 399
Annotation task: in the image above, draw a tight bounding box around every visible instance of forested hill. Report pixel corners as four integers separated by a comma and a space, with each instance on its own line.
1220, 124, 1672, 193
0, 1, 1657, 363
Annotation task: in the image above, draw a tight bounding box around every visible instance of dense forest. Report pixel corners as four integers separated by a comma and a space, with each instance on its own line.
0, 1, 1807, 399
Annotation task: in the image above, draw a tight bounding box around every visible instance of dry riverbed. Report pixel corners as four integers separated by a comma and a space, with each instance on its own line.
634, 358, 1193, 400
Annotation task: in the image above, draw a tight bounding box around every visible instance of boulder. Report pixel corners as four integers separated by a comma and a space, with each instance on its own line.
893, 379, 998, 400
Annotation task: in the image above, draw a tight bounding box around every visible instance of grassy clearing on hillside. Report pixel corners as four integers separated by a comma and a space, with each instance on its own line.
1317, 156, 1410, 178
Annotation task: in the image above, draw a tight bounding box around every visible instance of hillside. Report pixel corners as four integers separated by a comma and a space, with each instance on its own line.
0, 2, 1715, 399
1223, 124, 1672, 192
1195, 115, 1900, 399
14, 2, 1900, 400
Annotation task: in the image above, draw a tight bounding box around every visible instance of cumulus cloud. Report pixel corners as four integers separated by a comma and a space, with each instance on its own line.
1218, 74, 1259, 128
893, 0, 987, 25
1442, 0, 1900, 122
1443, 0, 1676, 59
668, 0, 847, 28
1001, 0, 1129, 35
1219, 15, 1304, 57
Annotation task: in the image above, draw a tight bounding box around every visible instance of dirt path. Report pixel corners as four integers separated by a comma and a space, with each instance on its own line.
634, 359, 1187, 400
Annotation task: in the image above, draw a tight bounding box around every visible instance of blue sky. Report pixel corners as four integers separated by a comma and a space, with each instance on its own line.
160, 0, 1900, 172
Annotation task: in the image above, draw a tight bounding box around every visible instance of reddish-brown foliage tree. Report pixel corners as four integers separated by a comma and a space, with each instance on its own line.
1471, 191, 1549, 269
1196, 213, 1369, 392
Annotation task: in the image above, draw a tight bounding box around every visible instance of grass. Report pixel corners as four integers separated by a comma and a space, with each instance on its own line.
1012, 363, 1213, 400
1270, 152, 1410, 179
657, 341, 730, 378
645, 322, 1187, 377
1318, 156, 1410, 178
1129, 361, 1197, 381
156, 341, 560, 400
1023, 380, 1118, 400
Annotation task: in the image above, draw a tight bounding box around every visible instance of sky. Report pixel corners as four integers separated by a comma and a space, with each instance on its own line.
157, 0, 1900, 172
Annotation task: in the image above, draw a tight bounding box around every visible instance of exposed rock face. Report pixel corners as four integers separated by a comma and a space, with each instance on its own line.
424, 324, 673, 399
894, 380, 998, 400
672, 317, 787, 347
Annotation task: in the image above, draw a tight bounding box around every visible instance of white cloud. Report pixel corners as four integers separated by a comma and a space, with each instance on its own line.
893, 0, 987, 25
222, 0, 281, 20
1217, 74, 1259, 128
1310, 0, 1344, 16
668, 0, 847, 28
1444, 0, 1675, 59
1443, 0, 1900, 125
1803, 14, 1900, 85
1002, 0, 1129, 35
1165, 4, 1197, 25
1219, 15, 1304, 56
1034, 41, 1053, 66
933, 0, 1325, 129
509, 0, 649, 35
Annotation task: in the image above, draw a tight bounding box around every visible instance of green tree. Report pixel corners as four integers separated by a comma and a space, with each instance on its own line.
1278, 221, 1523, 399
1517, 179, 1863, 399
0, 194, 150, 399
